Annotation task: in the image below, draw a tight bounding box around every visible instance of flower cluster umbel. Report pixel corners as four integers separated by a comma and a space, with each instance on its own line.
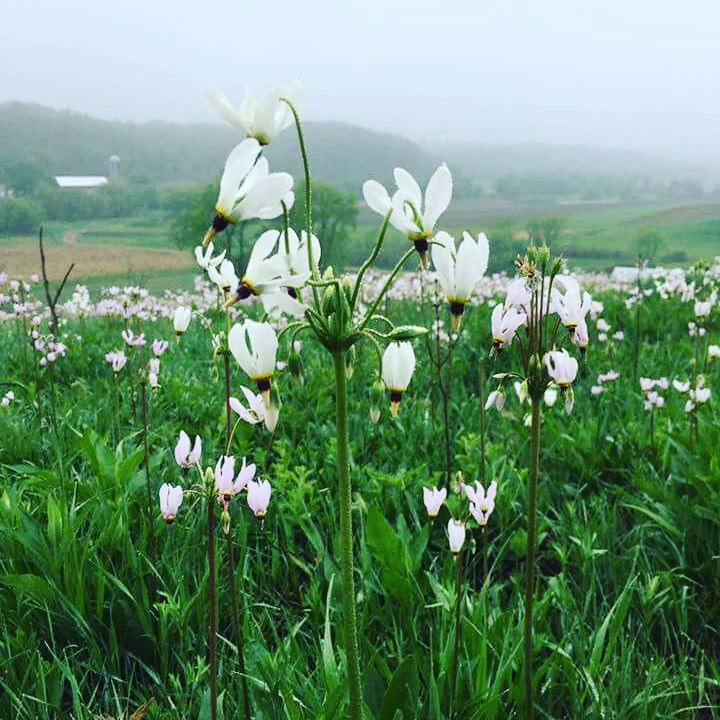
488, 245, 587, 413
423, 476, 498, 554
160, 431, 271, 530
182, 81, 453, 422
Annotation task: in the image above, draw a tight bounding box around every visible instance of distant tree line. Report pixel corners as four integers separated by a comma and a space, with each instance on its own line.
0, 160, 164, 233
490, 174, 710, 203
167, 180, 359, 270
0, 158, 361, 270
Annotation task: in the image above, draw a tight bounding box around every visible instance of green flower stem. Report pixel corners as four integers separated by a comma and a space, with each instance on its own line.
482, 526, 489, 589
350, 213, 391, 310
649, 406, 656, 456
226, 530, 251, 720
429, 300, 454, 486
449, 548, 464, 720
223, 352, 232, 450
140, 378, 152, 528
221, 349, 251, 719
691, 335, 700, 445
479, 359, 486, 485
332, 350, 364, 720
113, 373, 121, 445
633, 257, 642, 381
208, 499, 218, 720
357, 247, 416, 333
524, 397, 541, 720
282, 97, 321, 289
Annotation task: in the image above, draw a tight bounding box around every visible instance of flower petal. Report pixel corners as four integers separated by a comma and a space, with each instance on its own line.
217, 139, 262, 213
423, 164, 453, 230
363, 180, 392, 215
205, 86, 245, 130
393, 167, 422, 210
431, 231, 456, 297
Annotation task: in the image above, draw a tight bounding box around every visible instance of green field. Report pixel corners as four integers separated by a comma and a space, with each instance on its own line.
2, 248, 720, 718
2, 200, 719, 294
356, 199, 720, 272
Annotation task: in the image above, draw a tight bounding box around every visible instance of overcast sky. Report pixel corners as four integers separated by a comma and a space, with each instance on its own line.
3, 0, 719, 160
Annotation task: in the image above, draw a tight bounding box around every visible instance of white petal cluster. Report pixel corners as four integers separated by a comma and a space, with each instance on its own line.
545, 349, 579, 387
431, 230, 489, 305
363, 165, 452, 266
364, 165, 452, 237
174, 430, 202, 469
207, 259, 238, 293
247, 479, 273, 517
447, 519, 466, 554
381, 341, 416, 392
204, 139, 294, 248
463, 480, 497, 526
491, 303, 527, 350
228, 320, 278, 382
551, 276, 592, 329
422, 486, 447, 518
382, 341, 417, 418
173, 306, 192, 335
233, 229, 320, 317
159, 483, 183, 523
205, 81, 303, 144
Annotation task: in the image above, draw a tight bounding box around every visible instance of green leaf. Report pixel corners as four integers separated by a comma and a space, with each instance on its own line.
379, 655, 419, 720
366, 507, 413, 613
385, 325, 428, 341
0, 572, 55, 602
588, 573, 637, 672
322, 574, 339, 693
198, 689, 224, 720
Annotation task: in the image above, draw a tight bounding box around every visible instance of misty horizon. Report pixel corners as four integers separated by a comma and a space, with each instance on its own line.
2, 0, 720, 166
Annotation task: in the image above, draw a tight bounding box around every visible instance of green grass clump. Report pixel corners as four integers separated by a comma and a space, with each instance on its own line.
1, 259, 720, 719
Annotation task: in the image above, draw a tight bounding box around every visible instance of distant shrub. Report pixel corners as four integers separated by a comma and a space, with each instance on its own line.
661, 250, 689, 263
0, 196, 43, 235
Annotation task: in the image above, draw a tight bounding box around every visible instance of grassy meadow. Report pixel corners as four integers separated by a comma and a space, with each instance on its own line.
3, 88, 720, 720
4, 196, 720, 292
1, 199, 720, 719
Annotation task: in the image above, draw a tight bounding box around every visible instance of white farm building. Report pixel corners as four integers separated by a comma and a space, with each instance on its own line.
53, 176, 109, 190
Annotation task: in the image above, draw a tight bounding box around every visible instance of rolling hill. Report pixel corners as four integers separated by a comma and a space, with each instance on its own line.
1, 102, 707, 197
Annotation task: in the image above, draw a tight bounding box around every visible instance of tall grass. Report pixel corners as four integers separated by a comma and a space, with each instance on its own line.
1, 260, 719, 718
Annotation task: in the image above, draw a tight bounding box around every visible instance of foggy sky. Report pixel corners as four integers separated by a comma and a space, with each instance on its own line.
3, 0, 719, 161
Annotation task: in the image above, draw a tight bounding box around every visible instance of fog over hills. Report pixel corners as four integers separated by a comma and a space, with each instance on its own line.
0, 102, 714, 193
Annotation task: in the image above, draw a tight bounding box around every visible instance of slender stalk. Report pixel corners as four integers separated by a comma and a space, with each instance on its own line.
113, 373, 121, 444
46, 366, 67, 500
524, 397, 541, 720
649, 406, 656, 456
691, 334, 700, 446
432, 302, 454, 487
479, 359, 486, 485
633, 257, 642, 381
223, 352, 233, 450
356, 247, 416, 332
350, 212, 391, 310
208, 500, 218, 720
482, 526, 489, 589
282, 98, 320, 289
140, 379, 152, 527
449, 549, 464, 720
226, 531, 251, 719
222, 345, 251, 718
38, 225, 74, 339
332, 350, 364, 719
